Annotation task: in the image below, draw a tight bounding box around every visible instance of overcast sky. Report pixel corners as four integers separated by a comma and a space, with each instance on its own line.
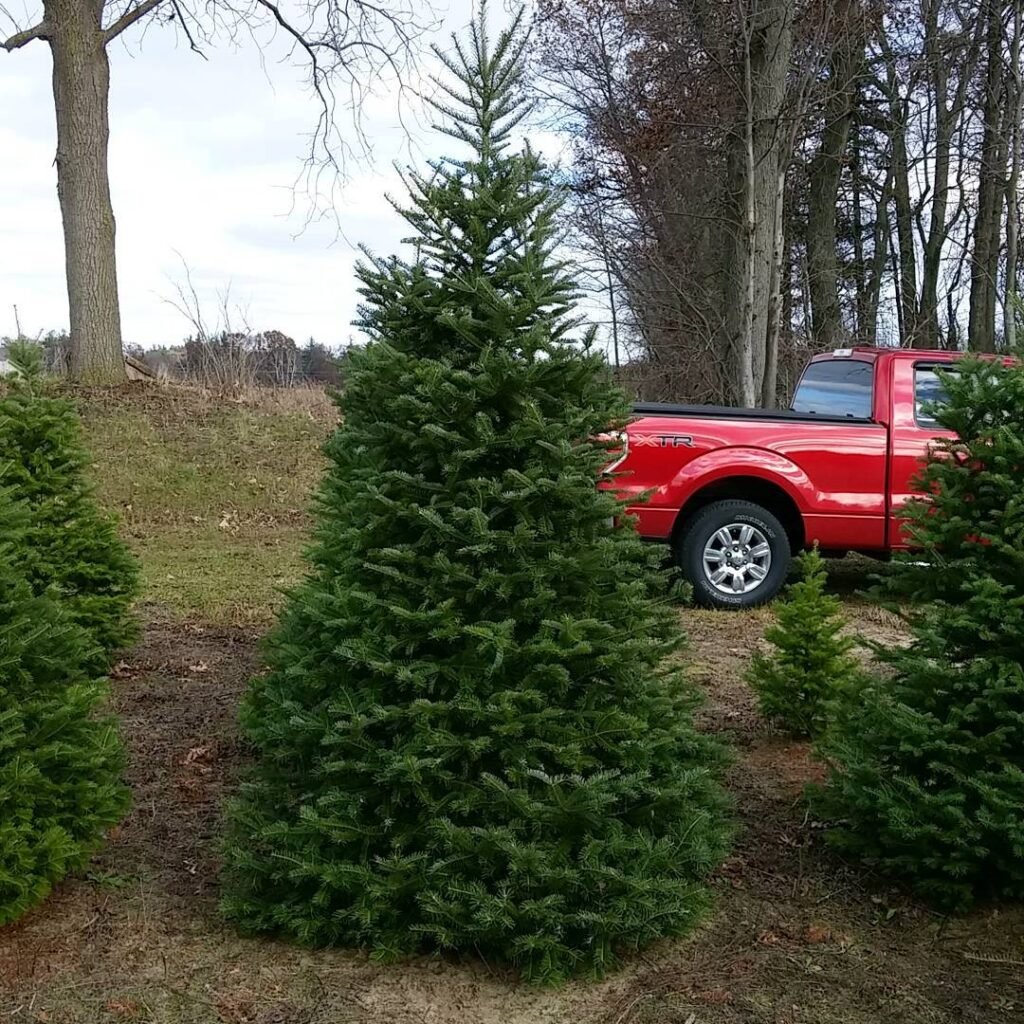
0, 0, 558, 350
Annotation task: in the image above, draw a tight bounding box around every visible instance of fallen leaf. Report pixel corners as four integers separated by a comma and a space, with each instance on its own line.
104, 1000, 141, 1019
183, 745, 213, 766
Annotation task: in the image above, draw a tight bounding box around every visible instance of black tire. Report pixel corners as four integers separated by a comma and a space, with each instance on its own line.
675, 499, 791, 610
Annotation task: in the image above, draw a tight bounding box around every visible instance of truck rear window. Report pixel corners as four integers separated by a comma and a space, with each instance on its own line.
791, 359, 873, 419
915, 366, 956, 427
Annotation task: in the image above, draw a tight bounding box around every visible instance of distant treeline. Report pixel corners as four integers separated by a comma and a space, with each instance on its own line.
20, 330, 352, 389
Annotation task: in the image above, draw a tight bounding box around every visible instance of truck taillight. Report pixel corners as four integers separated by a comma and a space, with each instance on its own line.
602, 430, 630, 475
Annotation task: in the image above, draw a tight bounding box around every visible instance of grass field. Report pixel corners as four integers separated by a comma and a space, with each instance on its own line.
77, 384, 336, 622
1, 382, 1022, 1024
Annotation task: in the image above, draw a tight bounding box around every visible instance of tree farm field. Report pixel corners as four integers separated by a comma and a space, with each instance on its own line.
1, 383, 1022, 1024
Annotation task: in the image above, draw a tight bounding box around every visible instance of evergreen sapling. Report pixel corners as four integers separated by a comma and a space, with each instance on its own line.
747, 547, 861, 737
221, 6, 730, 983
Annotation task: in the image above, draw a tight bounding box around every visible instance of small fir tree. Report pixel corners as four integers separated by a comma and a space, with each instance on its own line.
0, 341, 138, 666
0, 487, 129, 925
816, 354, 1024, 909
747, 548, 861, 737
221, 7, 730, 982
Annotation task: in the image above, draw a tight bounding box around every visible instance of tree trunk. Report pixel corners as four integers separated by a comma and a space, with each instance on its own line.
880, 36, 919, 347
722, 8, 758, 408
861, 161, 893, 347
762, 164, 786, 408
1005, 0, 1023, 349
970, 0, 1009, 353
735, 85, 758, 407
889, 220, 906, 345
851, 118, 865, 337
890, 103, 919, 346
919, 0, 953, 349
806, 0, 860, 349
724, 0, 793, 407
46, 0, 126, 383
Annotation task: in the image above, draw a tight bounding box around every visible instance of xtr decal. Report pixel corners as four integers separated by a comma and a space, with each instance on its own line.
632, 434, 695, 449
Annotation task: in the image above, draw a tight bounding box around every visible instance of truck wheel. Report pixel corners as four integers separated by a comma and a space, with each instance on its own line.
675, 500, 791, 609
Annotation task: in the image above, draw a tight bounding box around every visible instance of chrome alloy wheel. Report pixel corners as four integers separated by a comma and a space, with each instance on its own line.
701, 522, 772, 595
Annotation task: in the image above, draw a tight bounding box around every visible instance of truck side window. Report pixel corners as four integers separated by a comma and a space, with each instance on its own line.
791, 359, 873, 419
915, 367, 955, 427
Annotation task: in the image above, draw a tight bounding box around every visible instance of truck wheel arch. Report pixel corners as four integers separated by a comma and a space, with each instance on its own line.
671, 476, 806, 554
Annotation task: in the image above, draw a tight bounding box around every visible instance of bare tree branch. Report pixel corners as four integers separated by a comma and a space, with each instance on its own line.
103, 0, 168, 44
231, 0, 430, 233
254, 0, 335, 143
2, 20, 48, 50
163, 253, 212, 341
169, 0, 205, 56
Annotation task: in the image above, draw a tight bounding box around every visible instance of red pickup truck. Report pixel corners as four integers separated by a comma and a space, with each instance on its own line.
613, 347, 960, 608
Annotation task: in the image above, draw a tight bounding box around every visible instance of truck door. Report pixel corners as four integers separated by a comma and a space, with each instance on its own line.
886, 359, 957, 548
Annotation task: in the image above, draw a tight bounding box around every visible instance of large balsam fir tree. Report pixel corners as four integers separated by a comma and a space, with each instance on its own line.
0, 487, 128, 925
221, 7, 729, 982
817, 354, 1024, 909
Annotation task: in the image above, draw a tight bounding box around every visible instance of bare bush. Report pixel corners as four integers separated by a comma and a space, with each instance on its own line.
161, 258, 334, 392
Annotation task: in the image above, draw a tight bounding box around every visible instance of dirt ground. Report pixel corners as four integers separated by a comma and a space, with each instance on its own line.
2, 596, 1023, 1024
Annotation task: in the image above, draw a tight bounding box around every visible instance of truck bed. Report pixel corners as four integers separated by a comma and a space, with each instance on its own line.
632, 402, 873, 425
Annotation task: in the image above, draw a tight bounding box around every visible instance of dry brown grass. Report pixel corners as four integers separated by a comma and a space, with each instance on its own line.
61, 377, 338, 416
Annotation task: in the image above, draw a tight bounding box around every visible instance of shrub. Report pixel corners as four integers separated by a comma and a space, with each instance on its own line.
747, 548, 860, 737
220, 9, 730, 983
0, 487, 128, 925
815, 353, 1024, 909
0, 341, 138, 666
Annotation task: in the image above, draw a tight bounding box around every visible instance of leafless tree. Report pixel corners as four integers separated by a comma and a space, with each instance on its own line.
536, 0, 847, 406
533, 0, 1024, 409
720, 0, 798, 407
162, 260, 306, 389
1, 0, 429, 383
534, 0, 738, 402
